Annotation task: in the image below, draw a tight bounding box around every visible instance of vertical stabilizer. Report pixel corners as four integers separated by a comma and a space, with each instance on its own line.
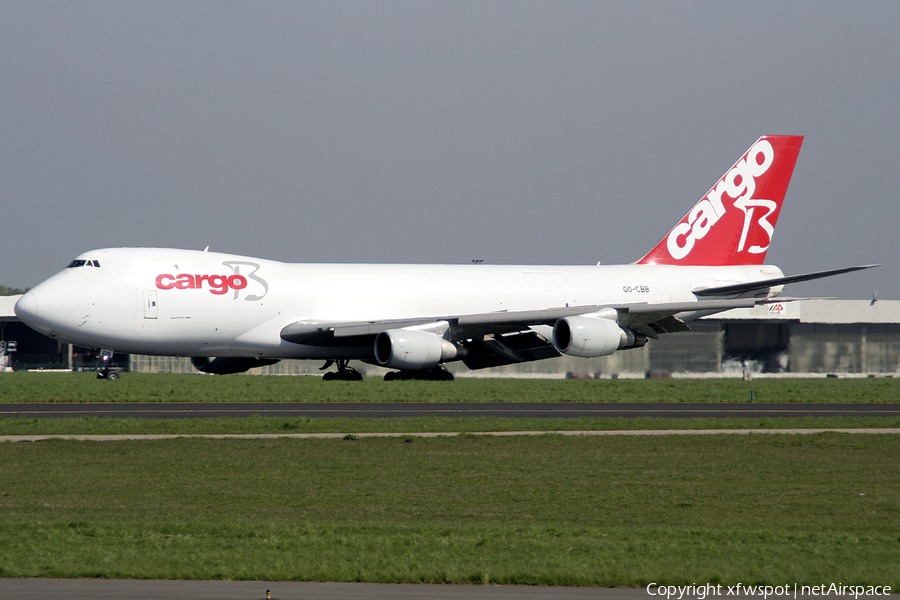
638, 135, 804, 266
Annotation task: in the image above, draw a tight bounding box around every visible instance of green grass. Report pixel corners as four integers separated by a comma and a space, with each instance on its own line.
1, 415, 900, 436
2, 373, 897, 585
1, 434, 898, 585
1, 372, 898, 404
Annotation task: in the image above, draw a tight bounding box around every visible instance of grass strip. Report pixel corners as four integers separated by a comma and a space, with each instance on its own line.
1, 434, 898, 586
1, 415, 899, 436
0, 372, 898, 404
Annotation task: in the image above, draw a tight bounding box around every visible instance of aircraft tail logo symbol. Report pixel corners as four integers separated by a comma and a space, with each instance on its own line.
638, 135, 804, 266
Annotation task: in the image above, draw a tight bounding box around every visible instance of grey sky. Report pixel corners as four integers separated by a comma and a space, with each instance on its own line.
1, 2, 896, 299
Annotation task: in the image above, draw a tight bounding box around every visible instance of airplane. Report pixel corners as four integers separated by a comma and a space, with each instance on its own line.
14, 135, 876, 381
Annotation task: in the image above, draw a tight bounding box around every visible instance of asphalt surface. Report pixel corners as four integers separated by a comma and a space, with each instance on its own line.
0, 580, 633, 599
0, 401, 898, 419
3, 580, 879, 600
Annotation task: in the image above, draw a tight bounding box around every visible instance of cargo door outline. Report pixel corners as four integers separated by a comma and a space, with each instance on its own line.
143, 290, 158, 319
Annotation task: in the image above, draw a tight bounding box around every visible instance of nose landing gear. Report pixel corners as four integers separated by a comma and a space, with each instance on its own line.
95, 349, 123, 380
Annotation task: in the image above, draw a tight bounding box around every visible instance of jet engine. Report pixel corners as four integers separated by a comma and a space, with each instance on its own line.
374, 329, 464, 370
552, 315, 647, 358
190, 356, 280, 375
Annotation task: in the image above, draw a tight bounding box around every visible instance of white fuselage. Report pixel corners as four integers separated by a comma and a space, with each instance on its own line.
15, 247, 782, 360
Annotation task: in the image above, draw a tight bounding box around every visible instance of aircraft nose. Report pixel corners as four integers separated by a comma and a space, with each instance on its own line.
14, 291, 38, 327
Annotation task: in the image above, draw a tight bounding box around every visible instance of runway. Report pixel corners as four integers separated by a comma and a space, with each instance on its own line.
0, 579, 884, 600
0, 402, 898, 419
0, 579, 630, 600
0, 580, 870, 600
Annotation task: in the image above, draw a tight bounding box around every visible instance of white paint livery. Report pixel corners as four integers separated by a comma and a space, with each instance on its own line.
13, 247, 779, 356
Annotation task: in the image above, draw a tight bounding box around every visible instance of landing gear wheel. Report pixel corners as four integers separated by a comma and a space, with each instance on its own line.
96, 366, 121, 380
95, 349, 119, 380
384, 366, 454, 381
430, 367, 455, 381
322, 359, 363, 381
424, 366, 454, 381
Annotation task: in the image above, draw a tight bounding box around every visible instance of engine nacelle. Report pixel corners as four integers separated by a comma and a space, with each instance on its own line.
552, 315, 648, 358
190, 356, 280, 375
374, 329, 464, 370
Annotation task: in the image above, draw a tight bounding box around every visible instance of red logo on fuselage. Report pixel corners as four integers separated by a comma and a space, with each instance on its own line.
155, 273, 248, 295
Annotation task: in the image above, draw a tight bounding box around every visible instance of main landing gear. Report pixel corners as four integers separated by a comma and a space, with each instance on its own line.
384, 366, 455, 381
320, 359, 364, 381
318, 360, 456, 381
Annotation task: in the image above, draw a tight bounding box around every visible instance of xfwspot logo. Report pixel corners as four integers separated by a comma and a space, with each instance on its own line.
646, 583, 892, 600
155, 273, 247, 295
666, 139, 777, 260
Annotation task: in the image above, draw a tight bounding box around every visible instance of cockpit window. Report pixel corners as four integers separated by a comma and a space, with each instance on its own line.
65, 260, 100, 268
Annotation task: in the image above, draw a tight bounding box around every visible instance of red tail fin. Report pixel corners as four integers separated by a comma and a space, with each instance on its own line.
637, 135, 804, 266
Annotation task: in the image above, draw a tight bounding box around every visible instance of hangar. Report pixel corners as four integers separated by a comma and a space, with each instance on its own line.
0, 295, 97, 371
568, 299, 900, 377
2, 295, 899, 376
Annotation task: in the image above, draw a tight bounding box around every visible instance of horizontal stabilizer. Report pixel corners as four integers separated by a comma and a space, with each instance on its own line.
692, 265, 880, 297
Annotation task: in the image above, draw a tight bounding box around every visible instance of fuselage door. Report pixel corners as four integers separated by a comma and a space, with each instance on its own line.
143, 290, 158, 319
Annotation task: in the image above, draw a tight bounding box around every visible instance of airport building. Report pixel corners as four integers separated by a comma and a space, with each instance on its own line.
2, 295, 899, 377
485, 299, 900, 378
0, 296, 98, 372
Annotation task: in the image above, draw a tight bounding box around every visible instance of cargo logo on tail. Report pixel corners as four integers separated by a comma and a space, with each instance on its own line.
666, 140, 774, 260
638, 135, 803, 267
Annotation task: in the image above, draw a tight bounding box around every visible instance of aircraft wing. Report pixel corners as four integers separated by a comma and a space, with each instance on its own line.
280, 297, 767, 344
279, 296, 788, 369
